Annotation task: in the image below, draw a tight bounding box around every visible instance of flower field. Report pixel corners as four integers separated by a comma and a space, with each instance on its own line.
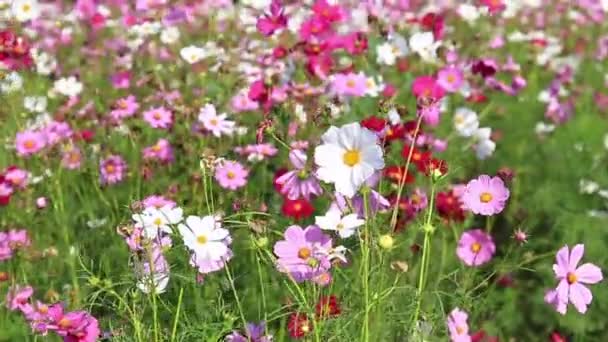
2, 0, 608, 341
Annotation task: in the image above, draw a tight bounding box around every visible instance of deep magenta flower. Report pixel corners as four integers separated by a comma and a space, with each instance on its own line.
545, 244, 603, 314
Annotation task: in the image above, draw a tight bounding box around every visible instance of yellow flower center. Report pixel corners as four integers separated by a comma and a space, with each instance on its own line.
153, 218, 162, 226
118, 100, 128, 109
105, 164, 115, 174
447, 74, 456, 83
456, 326, 465, 334
471, 242, 482, 253
293, 202, 302, 211
226, 171, 236, 179
336, 223, 344, 230
346, 79, 356, 88
153, 112, 162, 120
22, 4, 31, 12
210, 118, 218, 126
23, 139, 35, 150
567, 272, 577, 284
454, 115, 464, 124
343, 149, 361, 167
197, 234, 208, 244
58, 318, 71, 329
298, 247, 311, 259
479, 192, 493, 203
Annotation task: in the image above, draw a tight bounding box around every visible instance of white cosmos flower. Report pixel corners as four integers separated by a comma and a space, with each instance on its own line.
178, 215, 229, 261
409, 32, 441, 63
365, 76, 384, 97
180, 45, 208, 64
137, 272, 169, 294
53, 76, 83, 97
23, 96, 47, 113
0, 72, 23, 93
471, 127, 495, 160
315, 211, 364, 239
198, 103, 235, 137
133, 205, 183, 239
453, 108, 479, 137
160, 26, 180, 44
11, 0, 40, 22
314, 122, 385, 198
376, 42, 399, 66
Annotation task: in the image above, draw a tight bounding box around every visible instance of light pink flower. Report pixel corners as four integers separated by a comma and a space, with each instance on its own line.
461, 175, 510, 216
110, 95, 139, 121
198, 104, 235, 137
214, 161, 248, 190
546, 244, 603, 314
457, 229, 495, 267
143, 106, 173, 129
15, 130, 46, 157
330, 72, 368, 97
143, 139, 174, 164
446, 307, 471, 342
100, 155, 127, 185
437, 66, 464, 93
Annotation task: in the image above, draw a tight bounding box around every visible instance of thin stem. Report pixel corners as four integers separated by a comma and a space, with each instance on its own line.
361, 189, 371, 342
389, 115, 424, 231
170, 287, 184, 342
225, 264, 248, 330
410, 183, 436, 333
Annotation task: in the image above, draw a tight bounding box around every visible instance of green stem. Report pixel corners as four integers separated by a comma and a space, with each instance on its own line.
361, 189, 371, 342
225, 264, 248, 331
170, 287, 184, 342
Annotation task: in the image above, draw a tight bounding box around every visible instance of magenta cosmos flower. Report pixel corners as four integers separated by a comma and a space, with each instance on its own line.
457, 229, 496, 267
273, 225, 333, 283
446, 307, 470, 342
214, 161, 248, 190
110, 95, 139, 121
143, 106, 173, 129
275, 149, 322, 200
15, 130, 46, 157
462, 175, 509, 216
99, 155, 127, 185
545, 244, 603, 314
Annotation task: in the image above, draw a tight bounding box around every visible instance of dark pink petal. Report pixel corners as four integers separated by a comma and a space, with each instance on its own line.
576, 263, 603, 284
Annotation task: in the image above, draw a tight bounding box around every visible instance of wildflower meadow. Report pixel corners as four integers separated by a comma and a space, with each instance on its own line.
2, 0, 608, 341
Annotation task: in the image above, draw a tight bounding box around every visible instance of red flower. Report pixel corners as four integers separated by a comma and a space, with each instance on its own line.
421, 158, 448, 178
549, 331, 568, 342
467, 92, 488, 103
471, 330, 499, 342
435, 190, 465, 222
361, 116, 387, 133
77, 129, 95, 143
384, 166, 414, 184
288, 312, 312, 339
316, 295, 341, 319
384, 124, 405, 141
401, 145, 430, 172
282, 198, 314, 220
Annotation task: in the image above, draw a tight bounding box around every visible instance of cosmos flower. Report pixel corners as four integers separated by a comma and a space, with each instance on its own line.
457, 229, 496, 266
273, 225, 332, 282
275, 149, 322, 200
198, 104, 236, 137
545, 244, 603, 314
143, 106, 173, 129
214, 161, 248, 190
178, 215, 231, 261
446, 307, 471, 342
461, 175, 509, 216
15, 130, 46, 157
314, 123, 385, 198
315, 210, 364, 239
99, 155, 127, 185
453, 108, 479, 137
132, 205, 183, 239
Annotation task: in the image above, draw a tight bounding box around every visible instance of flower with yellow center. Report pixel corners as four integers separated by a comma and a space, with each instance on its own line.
133, 205, 183, 239
479, 192, 493, 203
178, 215, 230, 261
470, 242, 482, 253
315, 123, 385, 197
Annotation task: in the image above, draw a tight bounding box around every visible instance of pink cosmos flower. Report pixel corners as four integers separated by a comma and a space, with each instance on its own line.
437, 66, 464, 93
256, 0, 287, 37
110, 95, 139, 121
461, 175, 510, 216
276, 149, 323, 200
412, 76, 445, 100
61, 147, 83, 170
545, 244, 603, 314
110, 71, 131, 89
230, 91, 259, 112
143, 106, 173, 129
235, 143, 278, 162
457, 229, 496, 267
49, 307, 100, 342
142, 195, 176, 209
99, 155, 127, 185
214, 161, 248, 190
5, 285, 33, 313
0, 182, 13, 207
273, 225, 333, 283
198, 104, 235, 137
446, 307, 471, 342
43, 121, 73, 146
15, 130, 46, 157
7, 229, 30, 249
330, 72, 368, 97
4, 167, 29, 189
143, 139, 174, 164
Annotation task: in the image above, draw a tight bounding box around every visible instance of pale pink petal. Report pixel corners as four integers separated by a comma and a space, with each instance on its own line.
568, 244, 585, 271
575, 263, 603, 284
569, 283, 592, 314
